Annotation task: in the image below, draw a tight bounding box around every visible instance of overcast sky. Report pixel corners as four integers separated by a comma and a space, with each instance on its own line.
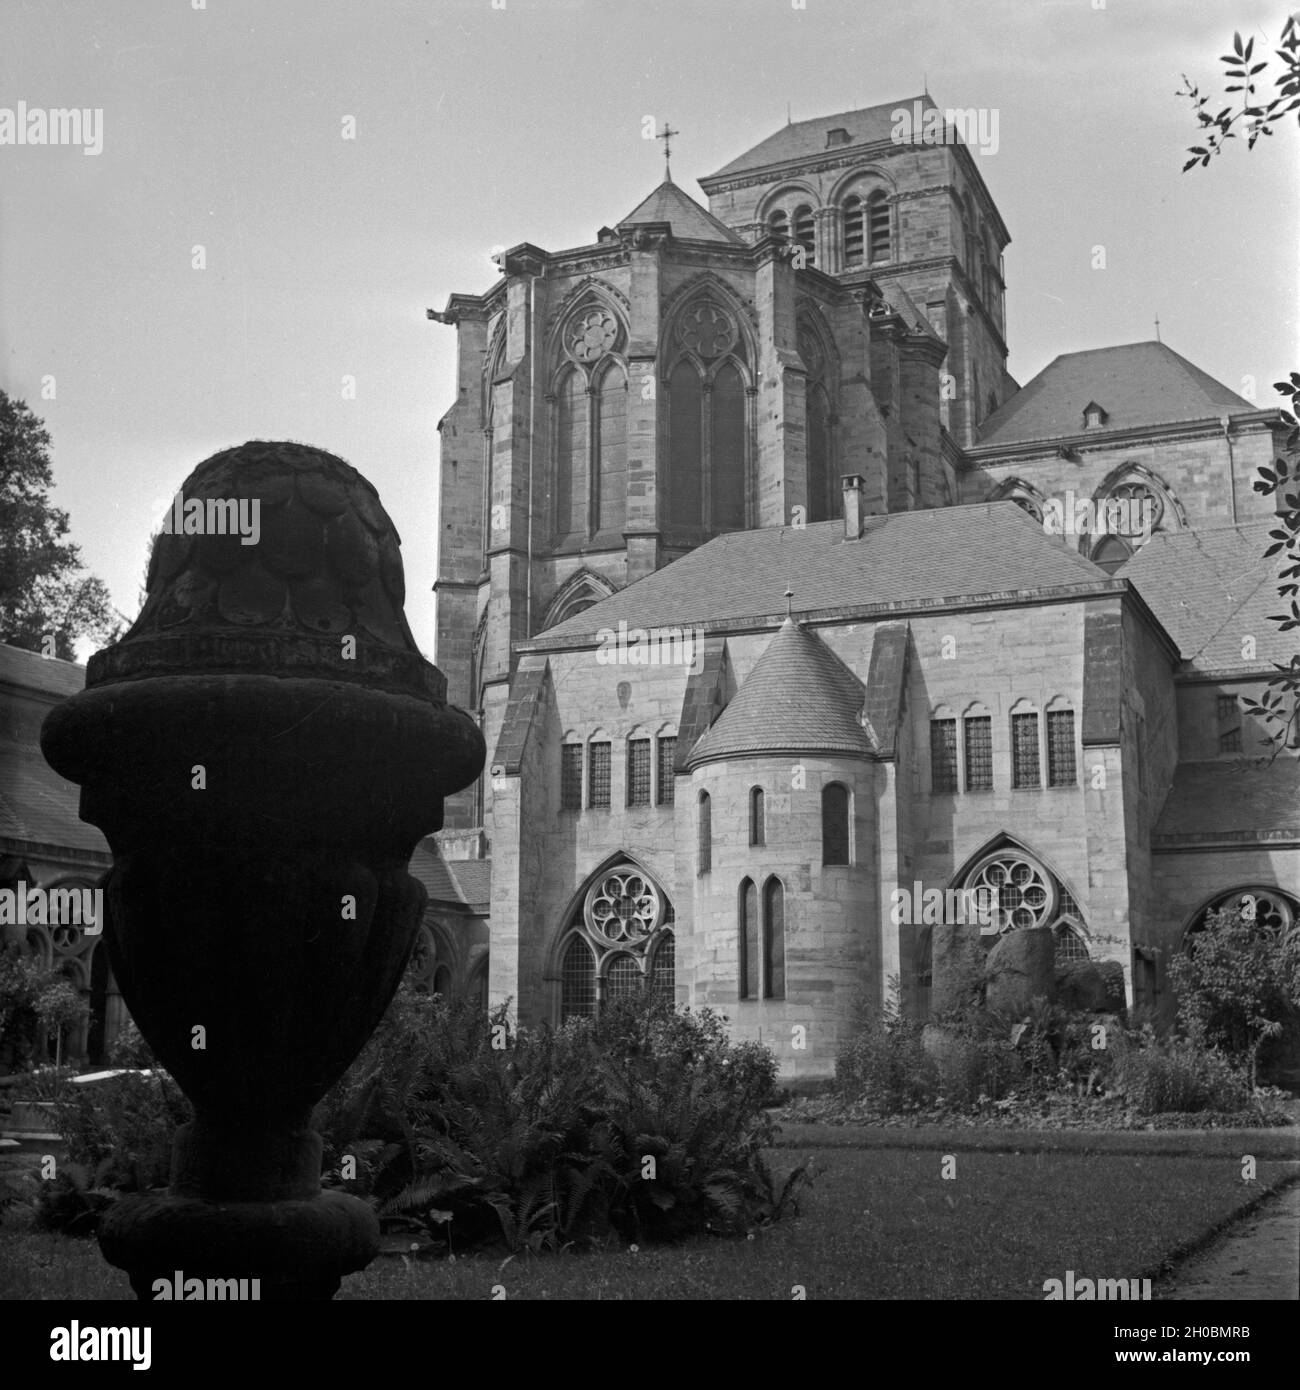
3, 0, 1295, 663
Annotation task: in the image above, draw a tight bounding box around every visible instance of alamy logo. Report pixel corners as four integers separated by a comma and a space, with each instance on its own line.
160, 490, 261, 545
1043, 1270, 1152, 1300
596, 621, 704, 673
0, 882, 102, 934
890, 882, 1001, 932
0, 102, 103, 156
151, 1271, 262, 1300
49, 1323, 150, 1369
1042, 490, 1154, 545
891, 101, 1000, 157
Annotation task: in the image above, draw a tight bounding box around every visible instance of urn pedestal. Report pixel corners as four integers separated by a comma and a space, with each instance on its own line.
41, 441, 485, 1300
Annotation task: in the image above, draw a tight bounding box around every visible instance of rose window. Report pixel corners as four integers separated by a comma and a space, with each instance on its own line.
677, 303, 736, 360
964, 850, 1057, 932
569, 308, 618, 362
585, 868, 661, 947
1198, 888, 1297, 936
1107, 482, 1163, 540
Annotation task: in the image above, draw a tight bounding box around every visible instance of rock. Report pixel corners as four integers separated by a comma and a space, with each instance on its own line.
984, 927, 1055, 1017
930, 922, 987, 1016
1055, 958, 1110, 1012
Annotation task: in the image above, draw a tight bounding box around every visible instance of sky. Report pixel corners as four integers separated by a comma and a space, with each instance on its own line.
2, 0, 1296, 664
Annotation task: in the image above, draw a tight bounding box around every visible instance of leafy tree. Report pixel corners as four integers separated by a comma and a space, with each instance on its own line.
0, 390, 122, 659
1177, 20, 1300, 757
0, 942, 89, 1069
1168, 903, 1300, 1089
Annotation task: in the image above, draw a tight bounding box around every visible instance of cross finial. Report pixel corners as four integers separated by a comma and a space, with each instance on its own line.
1154, 313, 1161, 343
784, 584, 795, 617
656, 120, 680, 181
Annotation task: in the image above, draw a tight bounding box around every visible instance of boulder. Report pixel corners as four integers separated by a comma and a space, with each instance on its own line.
984, 927, 1055, 1017
1055, 958, 1110, 1012
930, 922, 987, 1016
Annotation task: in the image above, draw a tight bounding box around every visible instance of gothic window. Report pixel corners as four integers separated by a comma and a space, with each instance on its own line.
432, 964, 453, 997
807, 384, 833, 523
1090, 535, 1131, 574
962, 844, 1087, 958
843, 195, 865, 268
558, 864, 675, 1021
930, 718, 958, 792
1054, 924, 1089, 963
627, 738, 651, 807
555, 368, 589, 541
749, 786, 765, 847
763, 878, 786, 1000
1011, 710, 1040, 788
595, 361, 627, 535
793, 206, 816, 265
588, 740, 611, 809
711, 362, 746, 531
1046, 706, 1077, 787
867, 190, 890, 263
560, 743, 583, 810
698, 791, 712, 874
656, 735, 677, 805
964, 714, 993, 791
1086, 473, 1179, 572
740, 877, 759, 999
1187, 887, 1298, 942
822, 782, 850, 865
567, 306, 619, 363
668, 360, 704, 529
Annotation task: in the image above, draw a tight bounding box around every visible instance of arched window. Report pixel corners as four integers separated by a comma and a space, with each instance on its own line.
697, 790, 712, 874
595, 361, 627, 536
961, 842, 1088, 965
555, 368, 589, 541
867, 190, 890, 263
793, 206, 816, 266
605, 953, 641, 1003
560, 934, 597, 1020
1086, 472, 1181, 571
432, 964, 452, 997
711, 361, 746, 531
1186, 887, 1298, 942
668, 360, 703, 529
822, 782, 850, 865
843, 195, 865, 267
806, 383, 832, 523
1091, 535, 1132, 575
768, 209, 789, 240
650, 931, 676, 1005
740, 877, 759, 1000
763, 877, 786, 1000
749, 786, 765, 847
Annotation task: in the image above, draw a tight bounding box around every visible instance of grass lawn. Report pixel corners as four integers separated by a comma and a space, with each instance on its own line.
4, 1147, 1296, 1300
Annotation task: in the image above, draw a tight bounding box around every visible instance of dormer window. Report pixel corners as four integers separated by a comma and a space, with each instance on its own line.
826, 127, 851, 148
1082, 401, 1108, 429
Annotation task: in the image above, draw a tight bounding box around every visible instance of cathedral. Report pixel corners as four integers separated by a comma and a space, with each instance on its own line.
424, 94, 1297, 1078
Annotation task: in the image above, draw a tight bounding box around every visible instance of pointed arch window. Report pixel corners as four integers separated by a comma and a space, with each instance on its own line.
595, 361, 627, 535
560, 934, 597, 1020
555, 368, 590, 542
961, 842, 1089, 966
763, 878, 786, 999
807, 383, 833, 523
711, 362, 746, 531
697, 790, 712, 874
740, 877, 759, 1000
668, 360, 704, 529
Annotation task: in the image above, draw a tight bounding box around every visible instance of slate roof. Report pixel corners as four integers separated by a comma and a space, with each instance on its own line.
704, 96, 931, 180
1118, 522, 1291, 671
0, 644, 107, 856
687, 619, 876, 766
1153, 759, 1300, 846
408, 837, 490, 912
617, 180, 745, 244
537, 504, 1111, 644
977, 342, 1252, 446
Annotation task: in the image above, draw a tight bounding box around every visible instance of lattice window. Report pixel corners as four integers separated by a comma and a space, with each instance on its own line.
1012, 712, 1040, 788
1216, 694, 1238, 721
964, 716, 992, 790
627, 739, 651, 807
656, 736, 676, 805
588, 742, 611, 808
1047, 709, 1076, 787
605, 953, 641, 1004
822, 782, 850, 865
698, 791, 711, 874
1054, 924, 1089, 963
560, 935, 596, 1021
560, 744, 583, 811
1219, 727, 1242, 753
650, 932, 675, 1005
930, 718, 958, 792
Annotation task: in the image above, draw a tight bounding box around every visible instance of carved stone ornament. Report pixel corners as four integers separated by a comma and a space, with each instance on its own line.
676, 302, 737, 360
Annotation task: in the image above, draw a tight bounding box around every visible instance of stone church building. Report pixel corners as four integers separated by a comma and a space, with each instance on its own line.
426, 95, 1297, 1078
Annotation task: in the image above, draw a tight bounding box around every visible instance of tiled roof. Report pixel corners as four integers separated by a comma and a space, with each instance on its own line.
537, 504, 1110, 643
1118, 522, 1290, 671
977, 342, 1252, 446
617, 181, 745, 244
687, 618, 876, 765
1154, 759, 1300, 845
408, 837, 490, 912
704, 96, 931, 180
0, 645, 107, 856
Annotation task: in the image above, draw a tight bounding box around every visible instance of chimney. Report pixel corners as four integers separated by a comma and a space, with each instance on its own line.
842, 474, 865, 539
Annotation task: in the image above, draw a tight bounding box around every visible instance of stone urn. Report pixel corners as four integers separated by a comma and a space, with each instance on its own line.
41, 441, 484, 1299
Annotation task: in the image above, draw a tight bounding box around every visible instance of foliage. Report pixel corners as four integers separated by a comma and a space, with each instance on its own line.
1178, 22, 1300, 758
31, 1163, 118, 1238
1167, 904, 1300, 1087
314, 986, 799, 1255
0, 943, 89, 1070
1115, 1036, 1250, 1117
0, 390, 122, 658
835, 983, 936, 1112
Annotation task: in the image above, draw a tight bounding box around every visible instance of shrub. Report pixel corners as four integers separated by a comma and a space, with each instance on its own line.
1117, 1038, 1250, 1115
314, 986, 798, 1253
835, 985, 938, 1111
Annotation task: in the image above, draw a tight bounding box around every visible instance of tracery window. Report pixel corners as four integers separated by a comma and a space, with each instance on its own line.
799, 318, 835, 522
557, 865, 675, 1021
961, 844, 1089, 965
1087, 473, 1180, 574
